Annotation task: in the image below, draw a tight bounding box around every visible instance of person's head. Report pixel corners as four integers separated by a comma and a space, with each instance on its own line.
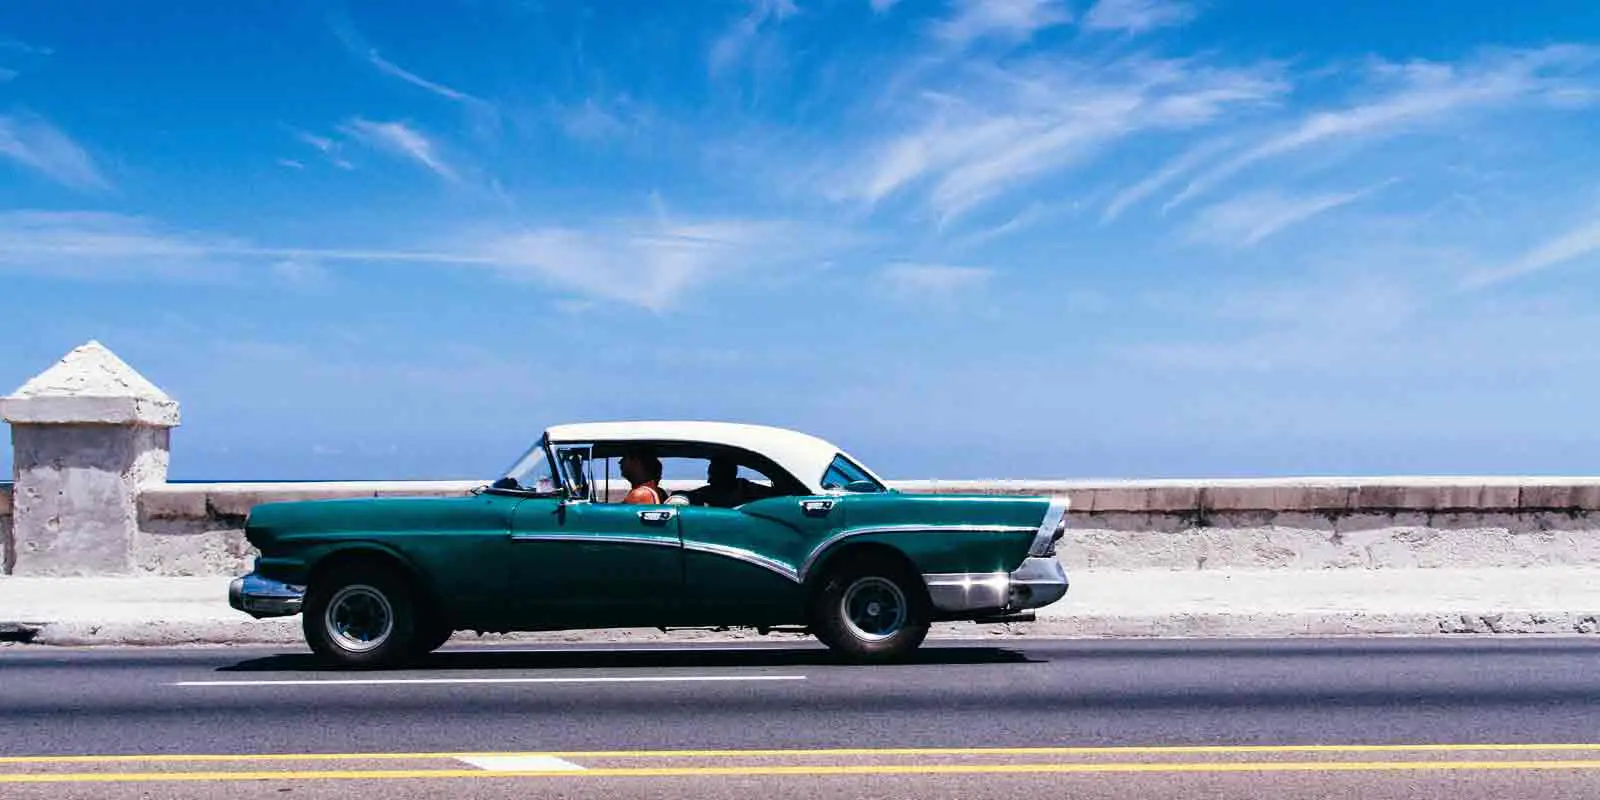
706, 456, 738, 486
619, 449, 662, 485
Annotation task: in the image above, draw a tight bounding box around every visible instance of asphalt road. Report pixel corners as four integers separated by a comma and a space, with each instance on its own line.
2, 637, 1598, 798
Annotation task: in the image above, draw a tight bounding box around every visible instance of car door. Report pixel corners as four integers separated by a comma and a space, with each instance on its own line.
675, 495, 837, 626
504, 443, 684, 627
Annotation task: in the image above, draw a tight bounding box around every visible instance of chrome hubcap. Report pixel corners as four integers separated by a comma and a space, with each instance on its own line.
841, 577, 907, 641
326, 584, 393, 652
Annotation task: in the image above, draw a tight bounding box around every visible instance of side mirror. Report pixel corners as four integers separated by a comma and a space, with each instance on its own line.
843, 480, 880, 493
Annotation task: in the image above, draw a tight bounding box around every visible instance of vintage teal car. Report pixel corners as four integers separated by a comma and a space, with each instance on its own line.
229, 421, 1070, 666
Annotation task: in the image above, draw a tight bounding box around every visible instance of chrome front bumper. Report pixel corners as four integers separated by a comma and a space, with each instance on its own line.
228, 573, 305, 619
923, 557, 1069, 616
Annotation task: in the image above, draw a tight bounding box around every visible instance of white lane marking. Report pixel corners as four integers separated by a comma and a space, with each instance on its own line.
457, 755, 586, 772
171, 675, 806, 687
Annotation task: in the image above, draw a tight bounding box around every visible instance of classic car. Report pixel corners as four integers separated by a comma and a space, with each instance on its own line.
229, 421, 1070, 666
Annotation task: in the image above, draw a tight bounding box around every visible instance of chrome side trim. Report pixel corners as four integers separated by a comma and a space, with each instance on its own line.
508, 533, 682, 549
796, 524, 1036, 581
681, 540, 800, 582
849, 524, 1036, 535
1028, 496, 1071, 557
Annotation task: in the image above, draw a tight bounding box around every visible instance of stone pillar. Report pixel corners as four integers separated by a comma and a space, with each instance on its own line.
0, 341, 179, 575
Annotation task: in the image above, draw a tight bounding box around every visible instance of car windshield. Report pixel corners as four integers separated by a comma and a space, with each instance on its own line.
820, 453, 885, 493
494, 438, 558, 494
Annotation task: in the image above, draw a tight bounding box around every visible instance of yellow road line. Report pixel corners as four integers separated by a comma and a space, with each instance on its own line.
4, 759, 1600, 783
4, 742, 1600, 765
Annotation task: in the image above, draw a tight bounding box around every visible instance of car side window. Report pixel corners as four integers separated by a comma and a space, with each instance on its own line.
554, 445, 593, 500
820, 454, 881, 492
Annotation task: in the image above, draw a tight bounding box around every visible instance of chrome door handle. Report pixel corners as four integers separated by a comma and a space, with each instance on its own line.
801, 499, 833, 516
638, 509, 676, 524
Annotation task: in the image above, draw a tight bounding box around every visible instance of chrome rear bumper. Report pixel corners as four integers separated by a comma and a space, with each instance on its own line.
923, 557, 1069, 616
228, 573, 305, 619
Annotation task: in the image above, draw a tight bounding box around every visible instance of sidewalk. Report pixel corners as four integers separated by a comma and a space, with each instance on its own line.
2, 568, 1598, 647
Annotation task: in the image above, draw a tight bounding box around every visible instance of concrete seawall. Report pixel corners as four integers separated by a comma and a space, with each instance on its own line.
124, 476, 1600, 577
1, 483, 12, 574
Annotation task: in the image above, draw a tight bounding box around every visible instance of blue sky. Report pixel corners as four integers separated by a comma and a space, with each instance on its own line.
3, 0, 1600, 481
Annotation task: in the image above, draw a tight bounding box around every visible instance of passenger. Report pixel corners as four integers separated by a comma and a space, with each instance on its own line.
687, 456, 768, 508
619, 450, 667, 505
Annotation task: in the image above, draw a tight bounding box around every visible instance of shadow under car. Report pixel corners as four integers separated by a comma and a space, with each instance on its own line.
216, 643, 1043, 673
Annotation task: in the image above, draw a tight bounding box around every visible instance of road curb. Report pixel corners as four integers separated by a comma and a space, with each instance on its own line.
8, 610, 1597, 648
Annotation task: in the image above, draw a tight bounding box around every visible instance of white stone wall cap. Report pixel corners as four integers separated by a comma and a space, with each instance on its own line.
121, 476, 1600, 523
2, 340, 180, 426
899, 476, 1600, 490
158, 479, 486, 494
0, 395, 179, 426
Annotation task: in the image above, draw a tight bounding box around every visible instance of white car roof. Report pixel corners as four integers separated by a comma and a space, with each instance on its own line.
542, 420, 881, 493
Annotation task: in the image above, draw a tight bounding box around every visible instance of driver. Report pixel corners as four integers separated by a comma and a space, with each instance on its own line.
686, 455, 768, 508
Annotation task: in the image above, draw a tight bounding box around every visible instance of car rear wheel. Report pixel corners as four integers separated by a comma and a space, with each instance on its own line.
302, 563, 417, 669
811, 555, 930, 663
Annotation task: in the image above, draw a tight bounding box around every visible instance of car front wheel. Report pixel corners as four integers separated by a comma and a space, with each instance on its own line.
811, 556, 930, 663
302, 563, 417, 668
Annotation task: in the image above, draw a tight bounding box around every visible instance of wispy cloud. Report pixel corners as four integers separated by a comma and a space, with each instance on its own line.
553, 95, 654, 142
276, 158, 305, 170
0, 38, 52, 57
1082, 0, 1196, 34
0, 210, 479, 280
835, 55, 1286, 223
1120, 249, 1446, 374
367, 52, 476, 104
951, 200, 1069, 247
271, 259, 334, 291
0, 37, 51, 80
931, 0, 1072, 47
880, 263, 992, 297
869, 0, 901, 12
330, 15, 494, 112
340, 118, 458, 181
710, 0, 798, 76
1103, 137, 1234, 221
0, 112, 110, 191
1114, 266, 1600, 381
556, 99, 627, 141
0, 211, 237, 280
1463, 216, 1600, 290
290, 129, 355, 170
1165, 45, 1599, 210
1122, 269, 1428, 373
1185, 183, 1387, 247
466, 216, 845, 311
0, 209, 849, 311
